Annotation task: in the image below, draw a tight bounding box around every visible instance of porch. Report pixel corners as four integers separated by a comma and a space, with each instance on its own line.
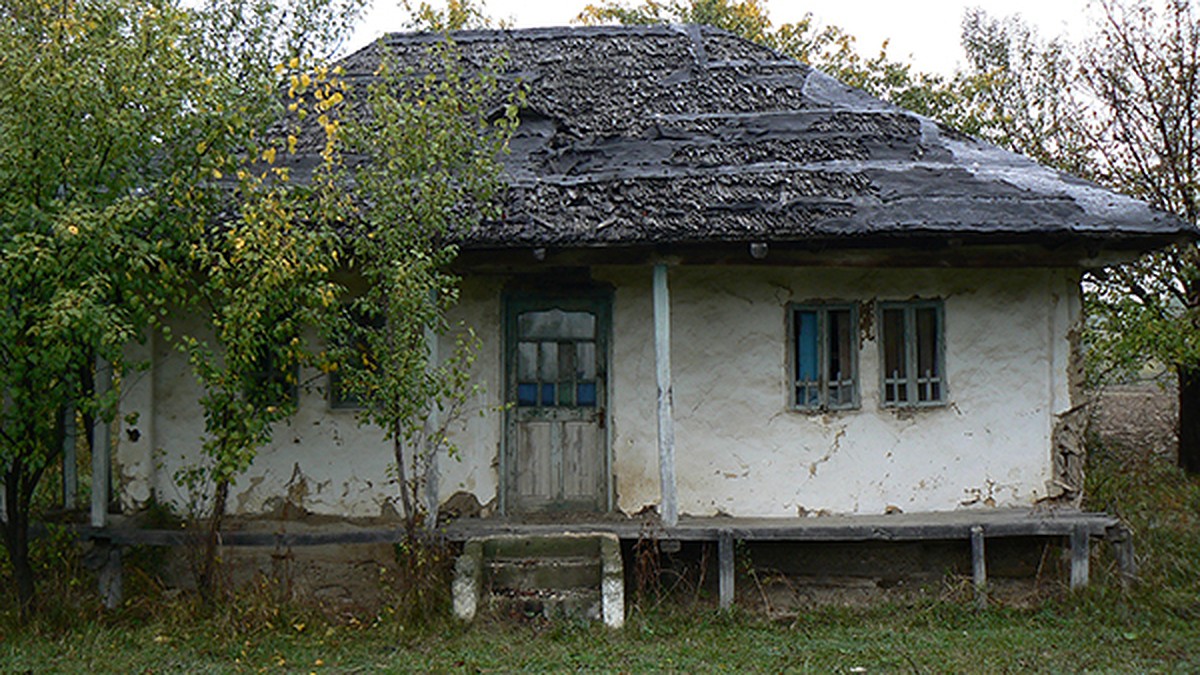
444, 508, 1132, 609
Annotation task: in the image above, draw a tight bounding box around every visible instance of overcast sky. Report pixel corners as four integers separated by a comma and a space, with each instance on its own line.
349, 0, 1096, 76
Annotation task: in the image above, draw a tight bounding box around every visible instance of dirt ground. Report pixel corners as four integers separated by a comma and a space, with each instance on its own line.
1088, 380, 1179, 459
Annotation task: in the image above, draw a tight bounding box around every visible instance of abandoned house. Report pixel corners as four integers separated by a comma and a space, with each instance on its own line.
97, 25, 1195, 614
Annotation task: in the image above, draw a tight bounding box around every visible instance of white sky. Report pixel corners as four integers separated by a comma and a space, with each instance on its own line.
350, 0, 1097, 76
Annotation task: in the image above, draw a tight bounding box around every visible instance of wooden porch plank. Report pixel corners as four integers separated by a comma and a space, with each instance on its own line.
79, 510, 1123, 548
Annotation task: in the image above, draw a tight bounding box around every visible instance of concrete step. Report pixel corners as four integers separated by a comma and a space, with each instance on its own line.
486, 556, 602, 591
488, 587, 603, 621
453, 532, 624, 628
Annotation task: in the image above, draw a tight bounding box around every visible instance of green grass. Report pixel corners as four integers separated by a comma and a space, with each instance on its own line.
3, 439, 1199, 673
2, 599, 1198, 673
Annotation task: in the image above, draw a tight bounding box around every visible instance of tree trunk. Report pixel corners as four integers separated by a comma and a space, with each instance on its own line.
392, 422, 415, 538
199, 479, 230, 602
1179, 364, 1200, 474
3, 467, 35, 623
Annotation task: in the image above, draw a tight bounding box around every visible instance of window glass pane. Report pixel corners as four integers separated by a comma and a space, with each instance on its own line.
540, 383, 556, 406
882, 308, 907, 380
795, 310, 818, 382
517, 383, 538, 407
577, 382, 597, 407
916, 307, 939, 378
828, 309, 852, 384
518, 309, 595, 340
517, 342, 537, 381
576, 342, 596, 380
538, 342, 559, 381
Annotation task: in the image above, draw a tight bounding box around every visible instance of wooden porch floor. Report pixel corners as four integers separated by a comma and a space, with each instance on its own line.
79, 508, 1135, 611
442, 508, 1122, 542
443, 508, 1134, 609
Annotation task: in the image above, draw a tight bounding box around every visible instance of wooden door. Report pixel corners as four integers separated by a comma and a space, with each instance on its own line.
504, 294, 610, 515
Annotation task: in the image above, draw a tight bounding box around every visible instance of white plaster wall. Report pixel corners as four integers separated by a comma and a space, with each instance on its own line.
116, 275, 506, 519
598, 266, 1079, 517
116, 265, 1078, 519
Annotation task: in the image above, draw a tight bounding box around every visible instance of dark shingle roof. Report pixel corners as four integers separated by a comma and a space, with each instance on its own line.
329, 25, 1195, 250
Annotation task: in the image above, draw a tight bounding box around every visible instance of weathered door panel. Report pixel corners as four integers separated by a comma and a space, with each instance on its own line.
504, 294, 610, 515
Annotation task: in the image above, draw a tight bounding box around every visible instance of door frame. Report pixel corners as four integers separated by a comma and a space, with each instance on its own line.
500, 288, 614, 516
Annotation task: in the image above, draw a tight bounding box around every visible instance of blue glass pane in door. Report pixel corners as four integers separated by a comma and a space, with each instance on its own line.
540, 383, 556, 406
517, 383, 537, 406
576, 382, 597, 406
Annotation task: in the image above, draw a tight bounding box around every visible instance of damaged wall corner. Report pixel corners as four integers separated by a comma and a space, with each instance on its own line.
1047, 322, 1088, 507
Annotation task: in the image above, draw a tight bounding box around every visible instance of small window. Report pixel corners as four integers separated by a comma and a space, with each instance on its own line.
879, 300, 945, 407
791, 304, 858, 411
248, 346, 299, 408
329, 307, 385, 410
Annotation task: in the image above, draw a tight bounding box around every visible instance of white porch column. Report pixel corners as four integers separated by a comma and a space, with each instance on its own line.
423, 315, 441, 532
91, 356, 112, 528
653, 263, 678, 527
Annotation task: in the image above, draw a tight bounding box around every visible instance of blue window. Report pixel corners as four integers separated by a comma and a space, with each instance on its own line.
791, 304, 858, 411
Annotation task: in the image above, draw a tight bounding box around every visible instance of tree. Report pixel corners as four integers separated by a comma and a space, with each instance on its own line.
0, 0, 216, 622
957, 2, 1200, 473
0, 0, 365, 619
330, 39, 517, 539
165, 0, 363, 599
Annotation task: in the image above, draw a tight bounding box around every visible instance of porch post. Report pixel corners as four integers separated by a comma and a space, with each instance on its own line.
62, 403, 77, 510
91, 356, 112, 529
653, 263, 678, 527
423, 314, 440, 532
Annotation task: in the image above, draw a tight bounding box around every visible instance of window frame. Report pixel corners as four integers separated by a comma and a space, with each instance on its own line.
327, 305, 386, 411
877, 299, 947, 408
248, 346, 300, 409
327, 368, 361, 410
787, 302, 860, 412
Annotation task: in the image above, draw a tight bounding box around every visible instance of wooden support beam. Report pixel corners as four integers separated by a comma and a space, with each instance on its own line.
423, 314, 440, 532
97, 543, 123, 610
970, 525, 987, 609
1106, 523, 1138, 589
718, 530, 734, 610
652, 263, 678, 527
91, 357, 112, 529
1070, 524, 1090, 590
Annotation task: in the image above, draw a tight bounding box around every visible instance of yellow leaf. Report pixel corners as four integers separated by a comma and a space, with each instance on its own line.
211, 168, 222, 179
262, 147, 276, 164
288, 135, 298, 153
288, 56, 299, 69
